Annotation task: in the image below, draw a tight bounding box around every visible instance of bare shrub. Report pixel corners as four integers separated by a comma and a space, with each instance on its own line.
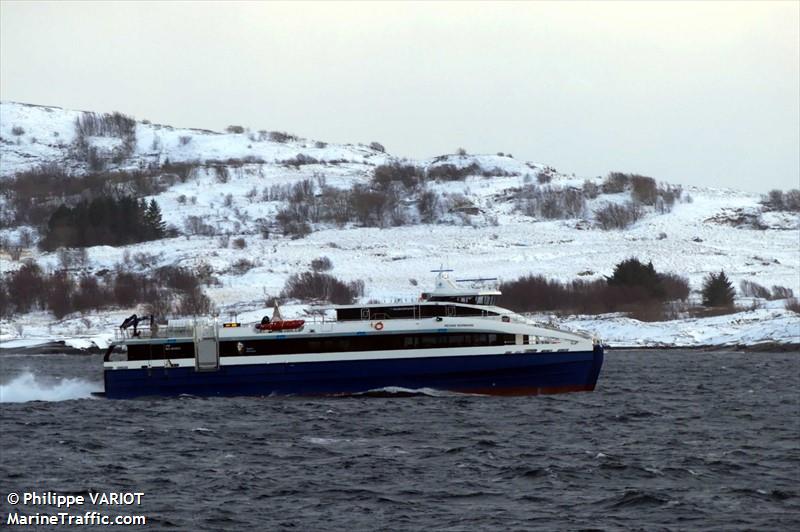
73, 111, 137, 164
659, 273, 690, 301
351, 185, 391, 226
785, 298, 800, 313
498, 275, 608, 314
214, 166, 229, 183
373, 163, 425, 189
517, 185, 586, 219
162, 160, 200, 182
428, 163, 480, 181
151, 265, 197, 293
630, 175, 658, 205
771, 285, 794, 300
311, 256, 333, 272
456, 147, 467, 156
132, 252, 158, 270
594, 201, 643, 229
601, 172, 630, 194
232, 237, 247, 249
499, 260, 688, 316
176, 288, 213, 316
276, 208, 312, 238
75, 112, 136, 138
17, 228, 34, 248
417, 188, 441, 223
184, 215, 217, 236
226, 125, 245, 134
536, 171, 552, 184
112, 271, 142, 307
256, 220, 271, 239
8, 245, 23, 261
369, 141, 386, 153
72, 275, 107, 313
0, 282, 10, 318
740, 280, 771, 299
281, 153, 318, 167
230, 258, 255, 275
57, 248, 89, 270
318, 186, 352, 226
11, 126, 25, 136
314, 141, 327, 149
7, 260, 46, 313
761, 189, 800, 212
177, 194, 187, 205
218, 235, 229, 248
179, 135, 192, 146
270, 131, 297, 143
582, 180, 599, 199
282, 271, 364, 304
144, 288, 174, 318
784, 190, 800, 211
46, 270, 75, 319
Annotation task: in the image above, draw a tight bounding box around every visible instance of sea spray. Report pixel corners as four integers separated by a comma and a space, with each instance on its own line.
0, 371, 101, 403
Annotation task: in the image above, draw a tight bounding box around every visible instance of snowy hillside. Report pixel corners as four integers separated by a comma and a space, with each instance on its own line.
1, 100, 798, 349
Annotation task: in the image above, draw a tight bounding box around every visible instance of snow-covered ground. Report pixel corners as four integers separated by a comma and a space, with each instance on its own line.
1, 101, 798, 350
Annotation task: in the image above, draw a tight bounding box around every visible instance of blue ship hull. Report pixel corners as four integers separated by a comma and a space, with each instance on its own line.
103, 345, 604, 399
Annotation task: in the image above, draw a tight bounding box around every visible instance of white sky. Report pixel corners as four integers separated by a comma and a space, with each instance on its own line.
1, 1, 798, 192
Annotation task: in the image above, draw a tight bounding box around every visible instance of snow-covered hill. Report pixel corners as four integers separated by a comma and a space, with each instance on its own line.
1, 100, 798, 349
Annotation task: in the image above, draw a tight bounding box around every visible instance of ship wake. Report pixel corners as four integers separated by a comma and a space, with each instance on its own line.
0, 371, 102, 403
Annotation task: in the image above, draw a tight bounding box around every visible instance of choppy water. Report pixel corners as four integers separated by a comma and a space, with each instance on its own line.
1, 351, 798, 531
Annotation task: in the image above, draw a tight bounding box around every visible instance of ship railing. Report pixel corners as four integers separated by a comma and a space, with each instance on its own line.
114, 325, 161, 341
113, 322, 207, 341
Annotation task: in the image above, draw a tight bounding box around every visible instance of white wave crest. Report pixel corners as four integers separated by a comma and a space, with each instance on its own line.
359, 386, 474, 397
0, 372, 101, 403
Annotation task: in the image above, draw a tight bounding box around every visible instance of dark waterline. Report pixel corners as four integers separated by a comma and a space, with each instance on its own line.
1, 351, 798, 531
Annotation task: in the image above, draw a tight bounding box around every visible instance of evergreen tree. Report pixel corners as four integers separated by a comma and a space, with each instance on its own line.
40, 195, 167, 250
145, 199, 166, 238
702, 271, 736, 307
606, 258, 665, 299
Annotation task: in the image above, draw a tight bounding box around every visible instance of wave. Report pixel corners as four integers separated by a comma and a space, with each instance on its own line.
0, 371, 102, 403
353, 386, 476, 398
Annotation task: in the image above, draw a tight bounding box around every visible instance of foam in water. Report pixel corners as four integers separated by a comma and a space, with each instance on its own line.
0, 371, 101, 403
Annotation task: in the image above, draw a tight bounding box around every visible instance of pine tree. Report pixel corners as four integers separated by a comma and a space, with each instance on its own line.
606, 257, 665, 299
145, 199, 166, 238
702, 271, 736, 307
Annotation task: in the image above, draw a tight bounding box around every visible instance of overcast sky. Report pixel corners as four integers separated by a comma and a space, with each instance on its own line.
1, 1, 798, 192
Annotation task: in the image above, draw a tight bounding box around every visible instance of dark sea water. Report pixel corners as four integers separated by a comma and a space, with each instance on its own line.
1, 351, 798, 531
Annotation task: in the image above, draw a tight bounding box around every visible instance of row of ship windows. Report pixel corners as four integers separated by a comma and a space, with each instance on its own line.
336, 305, 498, 321
223, 332, 519, 356
125, 332, 520, 360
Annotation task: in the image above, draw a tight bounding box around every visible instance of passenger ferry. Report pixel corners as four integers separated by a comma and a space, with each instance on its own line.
102, 271, 604, 398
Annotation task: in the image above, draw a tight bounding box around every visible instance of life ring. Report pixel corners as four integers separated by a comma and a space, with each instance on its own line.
374, 321, 384, 331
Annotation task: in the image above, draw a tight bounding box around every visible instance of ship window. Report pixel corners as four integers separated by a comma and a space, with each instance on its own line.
420, 335, 438, 347
216, 330, 518, 357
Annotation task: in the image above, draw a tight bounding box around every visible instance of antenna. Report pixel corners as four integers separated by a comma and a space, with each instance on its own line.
430, 269, 454, 273
455, 277, 497, 283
